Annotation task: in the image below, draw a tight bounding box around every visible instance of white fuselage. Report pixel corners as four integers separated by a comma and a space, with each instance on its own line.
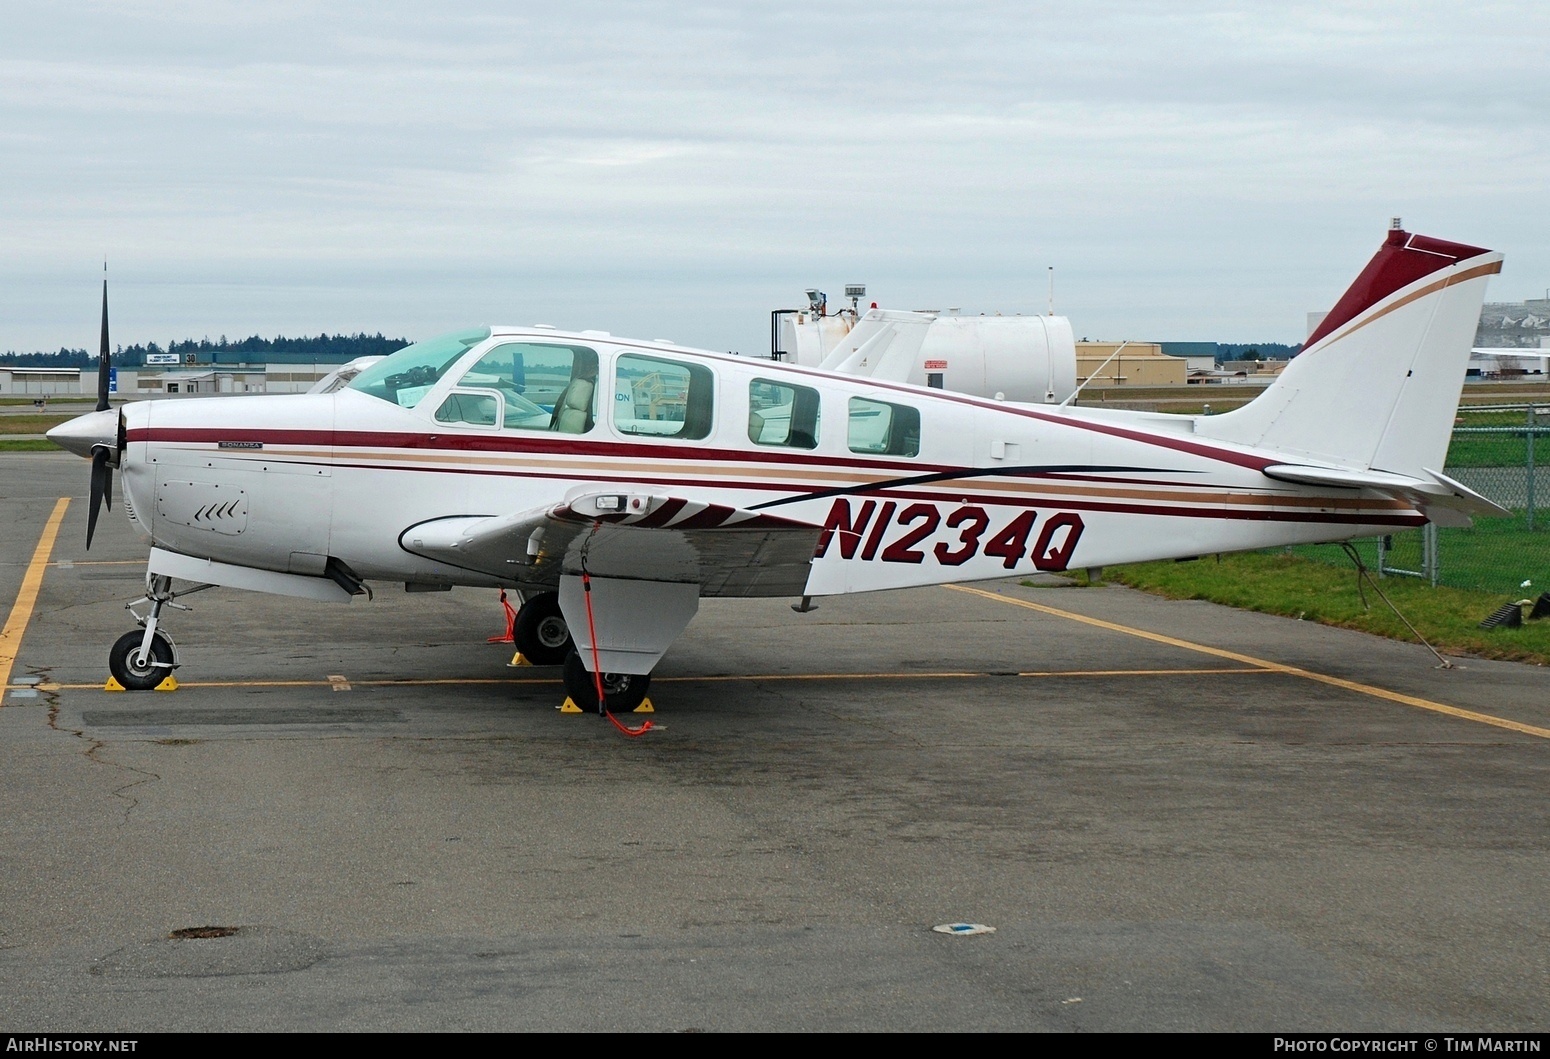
116, 329, 1418, 598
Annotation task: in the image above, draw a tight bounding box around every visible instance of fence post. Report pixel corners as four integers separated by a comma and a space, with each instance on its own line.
1528, 406, 1537, 531
1423, 522, 1439, 586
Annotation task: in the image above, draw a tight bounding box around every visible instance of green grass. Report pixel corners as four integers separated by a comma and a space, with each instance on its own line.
0, 439, 61, 452
1094, 551, 1550, 665
1447, 410, 1546, 467
1289, 516, 1549, 597
0, 414, 71, 435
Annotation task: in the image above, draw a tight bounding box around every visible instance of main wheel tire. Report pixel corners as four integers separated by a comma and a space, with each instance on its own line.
513, 592, 572, 666
109, 629, 175, 691
562, 651, 651, 714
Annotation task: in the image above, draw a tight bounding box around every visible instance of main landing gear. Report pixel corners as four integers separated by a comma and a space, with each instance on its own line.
509, 590, 650, 715
562, 650, 651, 714
512, 591, 573, 666
107, 574, 210, 691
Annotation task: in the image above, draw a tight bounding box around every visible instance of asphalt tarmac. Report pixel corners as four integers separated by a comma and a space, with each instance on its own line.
2, 452, 1547, 1032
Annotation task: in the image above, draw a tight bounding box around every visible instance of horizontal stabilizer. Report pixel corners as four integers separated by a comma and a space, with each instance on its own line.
1263, 464, 1509, 519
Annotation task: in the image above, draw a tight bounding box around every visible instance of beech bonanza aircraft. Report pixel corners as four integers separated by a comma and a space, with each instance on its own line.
50, 225, 1506, 713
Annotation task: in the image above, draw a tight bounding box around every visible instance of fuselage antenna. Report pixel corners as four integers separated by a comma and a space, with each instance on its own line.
1058, 340, 1130, 410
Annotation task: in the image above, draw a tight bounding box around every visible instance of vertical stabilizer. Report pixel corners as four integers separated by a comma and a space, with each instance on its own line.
1196, 228, 1502, 477
819, 308, 935, 382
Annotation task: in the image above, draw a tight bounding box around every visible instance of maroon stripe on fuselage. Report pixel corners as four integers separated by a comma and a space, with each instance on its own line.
223, 455, 1413, 527
128, 391, 1277, 473
128, 426, 960, 474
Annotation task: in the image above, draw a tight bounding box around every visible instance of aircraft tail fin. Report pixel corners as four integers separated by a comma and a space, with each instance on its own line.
819, 308, 935, 382
1196, 227, 1502, 480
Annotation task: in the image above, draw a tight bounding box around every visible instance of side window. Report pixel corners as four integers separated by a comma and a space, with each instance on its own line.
749, 378, 820, 449
848, 397, 920, 457
614, 353, 714, 440
434, 391, 500, 427
455, 343, 598, 433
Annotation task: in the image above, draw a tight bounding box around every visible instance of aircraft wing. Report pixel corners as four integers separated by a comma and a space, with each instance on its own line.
400, 485, 825, 597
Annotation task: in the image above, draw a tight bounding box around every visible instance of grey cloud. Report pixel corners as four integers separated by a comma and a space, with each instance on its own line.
2, 1, 1547, 356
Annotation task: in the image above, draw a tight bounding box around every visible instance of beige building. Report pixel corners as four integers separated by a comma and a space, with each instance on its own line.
0, 364, 340, 399
1074, 342, 1187, 386
0, 366, 82, 396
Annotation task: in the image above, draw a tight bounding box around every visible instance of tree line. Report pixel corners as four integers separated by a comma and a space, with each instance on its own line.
0, 332, 411, 367
2, 333, 1304, 368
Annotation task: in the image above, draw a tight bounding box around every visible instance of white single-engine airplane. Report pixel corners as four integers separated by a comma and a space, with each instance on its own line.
50, 225, 1506, 713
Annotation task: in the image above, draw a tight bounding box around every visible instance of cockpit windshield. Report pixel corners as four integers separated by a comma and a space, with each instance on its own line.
346, 327, 491, 408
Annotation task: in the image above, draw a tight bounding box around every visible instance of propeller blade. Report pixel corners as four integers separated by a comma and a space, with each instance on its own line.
96, 275, 111, 413
87, 447, 110, 549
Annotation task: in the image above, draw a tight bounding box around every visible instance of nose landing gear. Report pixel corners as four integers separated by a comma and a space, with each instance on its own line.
108, 628, 175, 691
108, 574, 212, 691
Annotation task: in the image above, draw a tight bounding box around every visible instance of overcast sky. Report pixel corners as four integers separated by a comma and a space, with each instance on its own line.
3, 1, 1547, 356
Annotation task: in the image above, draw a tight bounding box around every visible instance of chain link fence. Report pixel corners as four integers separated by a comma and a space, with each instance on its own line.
1293, 404, 1548, 595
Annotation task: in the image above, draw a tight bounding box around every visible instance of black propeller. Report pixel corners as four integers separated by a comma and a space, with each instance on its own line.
96, 273, 110, 413
86, 274, 115, 549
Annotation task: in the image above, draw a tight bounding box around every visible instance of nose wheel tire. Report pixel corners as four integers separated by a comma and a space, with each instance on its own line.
109, 630, 175, 691
562, 651, 651, 714
513, 591, 572, 666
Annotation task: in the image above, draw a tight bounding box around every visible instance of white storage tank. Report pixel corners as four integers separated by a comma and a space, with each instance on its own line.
773, 292, 1077, 403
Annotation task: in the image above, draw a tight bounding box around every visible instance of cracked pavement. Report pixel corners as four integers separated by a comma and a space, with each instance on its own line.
2, 452, 1549, 1031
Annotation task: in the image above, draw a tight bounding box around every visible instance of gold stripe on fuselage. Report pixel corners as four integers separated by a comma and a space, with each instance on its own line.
159, 443, 1415, 517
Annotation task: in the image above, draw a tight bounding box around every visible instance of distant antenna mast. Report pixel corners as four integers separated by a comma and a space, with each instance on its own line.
1047, 266, 1054, 315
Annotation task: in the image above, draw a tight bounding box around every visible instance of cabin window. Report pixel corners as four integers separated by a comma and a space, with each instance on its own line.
434, 390, 500, 428
848, 397, 920, 457
455, 343, 598, 433
613, 353, 714, 440
347, 327, 490, 409
748, 378, 820, 449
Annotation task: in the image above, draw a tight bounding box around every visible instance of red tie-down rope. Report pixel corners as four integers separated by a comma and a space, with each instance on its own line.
487, 589, 518, 644
581, 571, 654, 737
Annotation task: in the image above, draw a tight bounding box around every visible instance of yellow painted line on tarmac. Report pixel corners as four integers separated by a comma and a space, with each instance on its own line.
18, 667, 1274, 692
0, 498, 70, 694
946, 583, 1550, 741
1017, 667, 1271, 678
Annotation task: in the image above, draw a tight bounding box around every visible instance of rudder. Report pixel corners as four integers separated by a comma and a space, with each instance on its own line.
1196, 226, 1502, 478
